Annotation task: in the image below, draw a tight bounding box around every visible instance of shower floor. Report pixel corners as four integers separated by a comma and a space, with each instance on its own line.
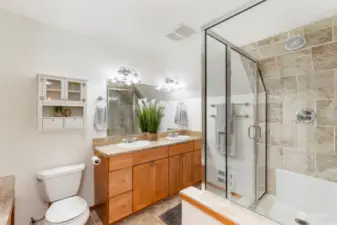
255, 194, 336, 225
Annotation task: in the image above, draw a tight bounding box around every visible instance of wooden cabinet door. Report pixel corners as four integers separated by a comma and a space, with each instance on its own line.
153, 158, 169, 203
182, 152, 193, 189
169, 155, 183, 195
192, 150, 202, 184
133, 162, 153, 212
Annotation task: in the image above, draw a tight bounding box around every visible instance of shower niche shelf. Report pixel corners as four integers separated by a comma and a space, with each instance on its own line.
37, 74, 87, 131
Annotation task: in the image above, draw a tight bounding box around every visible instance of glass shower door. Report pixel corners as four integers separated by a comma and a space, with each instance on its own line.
203, 30, 267, 209
203, 32, 228, 197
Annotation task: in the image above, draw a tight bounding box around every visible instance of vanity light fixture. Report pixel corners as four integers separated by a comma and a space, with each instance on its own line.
111, 67, 142, 85
156, 77, 182, 92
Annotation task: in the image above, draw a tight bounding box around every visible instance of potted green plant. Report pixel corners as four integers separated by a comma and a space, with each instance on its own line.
146, 100, 165, 141
54, 106, 63, 117
135, 99, 149, 139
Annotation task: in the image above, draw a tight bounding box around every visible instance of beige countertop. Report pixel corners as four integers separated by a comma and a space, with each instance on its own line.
0, 198, 13, 225
95, 136, 201, 157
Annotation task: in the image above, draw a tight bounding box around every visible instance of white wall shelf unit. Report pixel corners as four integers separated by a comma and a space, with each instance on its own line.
37, 74, 87, 131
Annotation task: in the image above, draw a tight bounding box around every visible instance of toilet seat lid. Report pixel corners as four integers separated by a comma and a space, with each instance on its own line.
46, 196, 87, 224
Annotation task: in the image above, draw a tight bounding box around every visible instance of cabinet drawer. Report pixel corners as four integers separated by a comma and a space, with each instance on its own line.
169, 142, 194, 156
65, 118, 83, 129
109, 191, 132, 224
194, 140, 202, 150
109, 154, 133, 172
109, 167, 132, 198
42, 118, 63, 130
133, 146, 168, 166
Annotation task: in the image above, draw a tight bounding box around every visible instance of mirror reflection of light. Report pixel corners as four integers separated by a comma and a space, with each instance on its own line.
111, 67, 141, 85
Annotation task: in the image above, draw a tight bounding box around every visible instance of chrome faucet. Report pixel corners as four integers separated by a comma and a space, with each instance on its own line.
121, 137, 138, 144
168, 132, 179, 138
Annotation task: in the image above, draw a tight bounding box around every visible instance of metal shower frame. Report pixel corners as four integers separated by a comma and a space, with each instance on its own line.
201, 0, 269, 208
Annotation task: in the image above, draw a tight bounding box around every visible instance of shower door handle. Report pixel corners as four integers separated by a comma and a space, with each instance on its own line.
248, 125, 261, 140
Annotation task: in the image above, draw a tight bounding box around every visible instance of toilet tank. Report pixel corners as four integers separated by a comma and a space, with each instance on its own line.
36, 163, 85, 203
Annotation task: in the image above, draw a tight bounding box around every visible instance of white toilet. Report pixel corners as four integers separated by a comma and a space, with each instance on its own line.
36, 163, 90, 225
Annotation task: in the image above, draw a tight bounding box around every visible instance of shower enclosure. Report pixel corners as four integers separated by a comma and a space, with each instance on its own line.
201, 0, 268, 213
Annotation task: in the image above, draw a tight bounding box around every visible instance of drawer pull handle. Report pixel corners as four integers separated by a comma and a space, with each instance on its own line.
121, 180, 125, 183
122, 204, 126, 208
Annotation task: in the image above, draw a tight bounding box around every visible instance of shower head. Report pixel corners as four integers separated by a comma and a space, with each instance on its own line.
284, 36, 306, 51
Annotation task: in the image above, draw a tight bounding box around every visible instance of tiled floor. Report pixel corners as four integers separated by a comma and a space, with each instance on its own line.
115, 195, 181, 225
87, 195, 181, 225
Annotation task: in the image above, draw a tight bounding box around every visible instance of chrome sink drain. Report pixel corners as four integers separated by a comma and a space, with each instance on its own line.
295, 218, 309, 225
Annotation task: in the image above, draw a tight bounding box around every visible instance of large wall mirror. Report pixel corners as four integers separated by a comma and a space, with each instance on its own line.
106, 81, 185, 137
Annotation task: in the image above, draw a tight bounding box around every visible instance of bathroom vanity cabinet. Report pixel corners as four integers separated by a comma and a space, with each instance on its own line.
37, 74, 87, 131
94, 139, 202, 225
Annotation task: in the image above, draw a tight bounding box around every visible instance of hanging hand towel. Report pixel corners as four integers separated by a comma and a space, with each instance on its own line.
174, 102, 188, 128
94, 99, 107, 131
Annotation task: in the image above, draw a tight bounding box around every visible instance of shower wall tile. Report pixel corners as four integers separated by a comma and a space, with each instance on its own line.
258, 41, 288, 59
298, 70, 335, 99
242, 43, 260, 60
270, 123, 298, 148
289, 27, 305, 36
303, 17, 332, 34
304, 27, 332, 47
267, 76, 298, 101
276, 49, 313, 76
283, 149, 315, 175
267, 169, 276, 195
268, 146, 284, 169
335, 128, 337, 154
257, 143, 267, 165
316, 100, 337, 126
256, 32, 288, 47
259, 57, 280, 78
315, 154, 337, 182
312, 42, 337, 71
333, 16, 337, 26
333, 26, 337, 41
299, 126, 334, 154
268, 102, 283, 123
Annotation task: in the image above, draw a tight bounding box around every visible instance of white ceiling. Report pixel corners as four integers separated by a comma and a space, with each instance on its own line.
1, 0, 337, 92
0, 0, 251, 51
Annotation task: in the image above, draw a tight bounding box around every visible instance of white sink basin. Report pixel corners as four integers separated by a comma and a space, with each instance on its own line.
166, 135, 191, 141
116, 140, 151, 149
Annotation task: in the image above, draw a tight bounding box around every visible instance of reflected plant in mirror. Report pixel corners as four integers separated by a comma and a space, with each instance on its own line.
135, 99, 149, 138
146, 100, 165, 141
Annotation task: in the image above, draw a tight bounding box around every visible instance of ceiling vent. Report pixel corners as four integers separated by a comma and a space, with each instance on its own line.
166, 24, 196, 41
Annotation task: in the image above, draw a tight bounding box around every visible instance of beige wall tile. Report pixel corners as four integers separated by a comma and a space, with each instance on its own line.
257, 143, 267, 165
316, 100, 337, 126
259, 57, 280, 79
276, 49, 313, 76
316, 154, 337, 182
258, 41, 288, 59
289, 27, 305, 36
268, 146, 284, 169
270, 123, 298, 148
298, 70, 335, 99
283, 149, 315, 175
2, 176, 14, 198
257, 32, 288, 47
299, 126, 334, 154
303, 17, 332, 34
258, 124, 269, 144
267, 76, 298, 101
267, 168, 276, 195
304, 27, 332, 47
333, 16, 337, 26
259, 102, 282, 123
333, 26, 337, 41
335, 128, 337, 154
312, 42, 337, 71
